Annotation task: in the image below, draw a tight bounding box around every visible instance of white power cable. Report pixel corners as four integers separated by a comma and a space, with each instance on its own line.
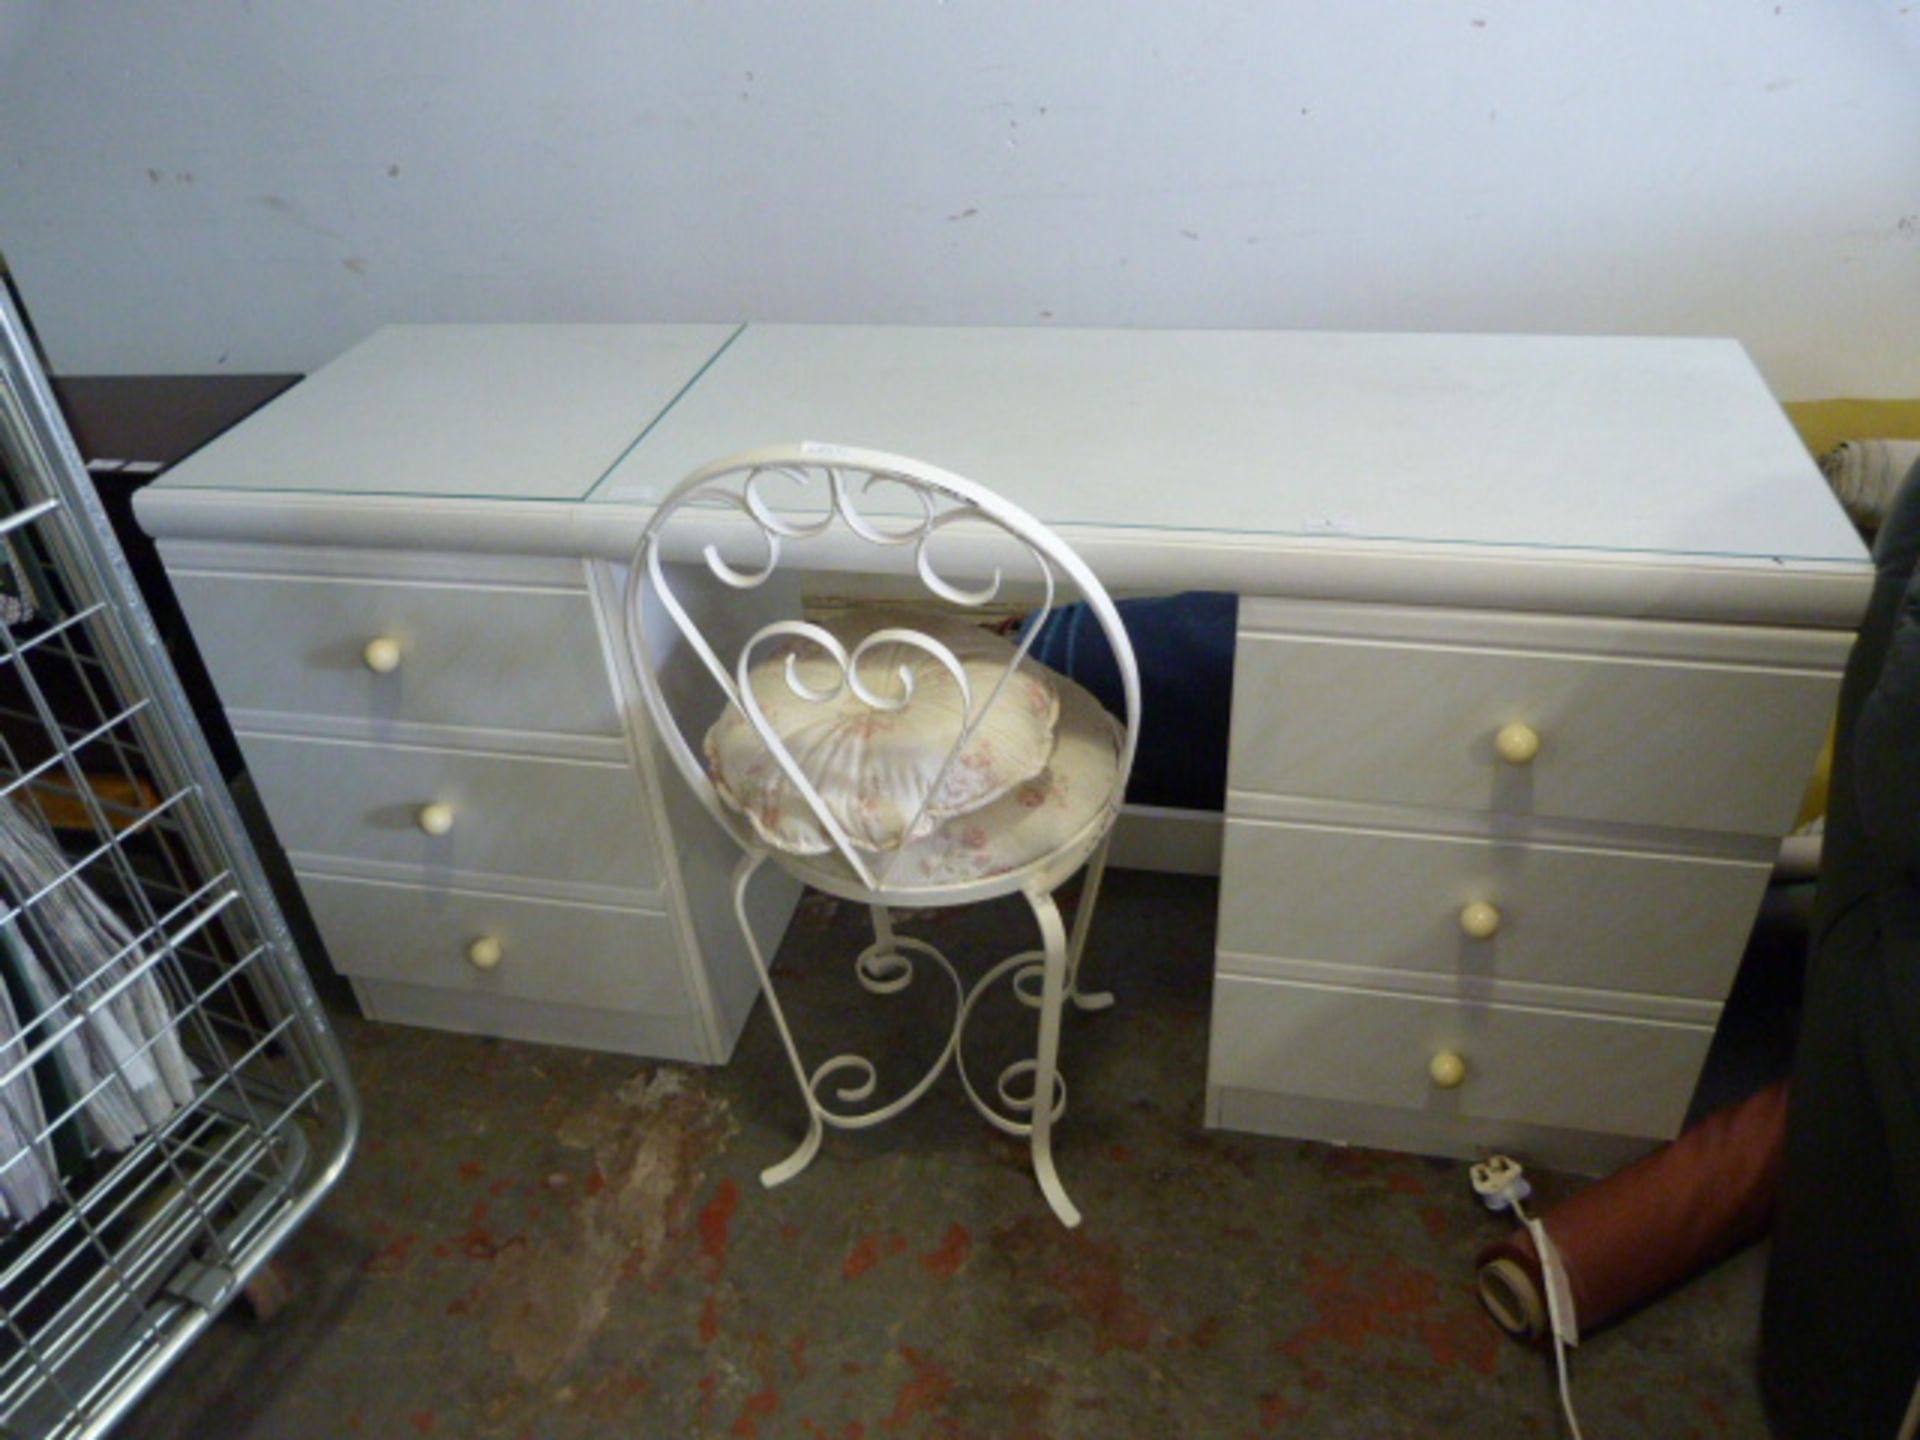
1473, 1155, 1585, 1440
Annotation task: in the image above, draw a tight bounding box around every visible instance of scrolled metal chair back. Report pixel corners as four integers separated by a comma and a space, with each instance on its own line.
624, 443, 1140, 893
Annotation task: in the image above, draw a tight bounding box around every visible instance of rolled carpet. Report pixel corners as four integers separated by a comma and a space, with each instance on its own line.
1475, 1079, 1789, 1342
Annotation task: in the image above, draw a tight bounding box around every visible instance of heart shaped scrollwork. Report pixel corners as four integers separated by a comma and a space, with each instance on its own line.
734, 621, 976, 890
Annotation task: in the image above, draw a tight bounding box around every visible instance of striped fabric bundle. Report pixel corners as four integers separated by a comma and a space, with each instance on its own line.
1818, 439, 1920, 536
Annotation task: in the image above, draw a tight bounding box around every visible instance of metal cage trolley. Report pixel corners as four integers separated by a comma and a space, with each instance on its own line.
0, 287, 358, 1437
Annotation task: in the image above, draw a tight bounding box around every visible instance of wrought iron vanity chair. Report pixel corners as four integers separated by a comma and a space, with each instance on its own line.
623, 443, 1139, 1228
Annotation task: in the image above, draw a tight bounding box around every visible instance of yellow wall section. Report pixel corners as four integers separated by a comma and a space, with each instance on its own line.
1783, 400, 1920, 458
1777, 399, 1920, 826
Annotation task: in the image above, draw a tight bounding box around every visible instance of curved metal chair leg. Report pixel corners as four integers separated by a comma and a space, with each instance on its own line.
731, 852, 827, 1189
1024, 884, 1083, 1229
859, 903, 911, 991
760, 1108, 825, 1189
1065, 834, 1116, 1012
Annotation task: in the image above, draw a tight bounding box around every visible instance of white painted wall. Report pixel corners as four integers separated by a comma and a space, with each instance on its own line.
2, 2, 1917, 396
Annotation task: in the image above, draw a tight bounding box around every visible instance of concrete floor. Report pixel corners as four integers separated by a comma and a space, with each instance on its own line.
117, 871, 1792, 1439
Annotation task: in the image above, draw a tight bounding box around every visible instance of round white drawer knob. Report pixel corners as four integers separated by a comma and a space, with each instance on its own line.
1495, 722, 1541, 766
416, 801, 455, 836
1429, 1050, 1468, 1089
362, 636, 403, 674
1460, 901, 1502, 940
467, 936, 504, 971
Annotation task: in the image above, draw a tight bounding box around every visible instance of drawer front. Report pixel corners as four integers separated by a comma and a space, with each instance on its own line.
1209, 974, 1710, 1139
170, 570, 621, 736
1218, 819, 1770, 1000
351, 977, 710, 1063
299, 872, 691, 1016
1229, 633, 1836, 835
241, 733, 661, 893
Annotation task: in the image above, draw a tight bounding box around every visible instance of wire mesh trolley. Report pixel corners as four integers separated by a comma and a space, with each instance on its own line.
0, 287, 358, 1438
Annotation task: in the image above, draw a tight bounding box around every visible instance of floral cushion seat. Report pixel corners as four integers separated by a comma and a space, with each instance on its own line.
784, 677, 1122, 893
704, 609, 1121, 891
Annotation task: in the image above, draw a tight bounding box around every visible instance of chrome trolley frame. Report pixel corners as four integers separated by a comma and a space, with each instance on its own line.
0, 287, 358, 1438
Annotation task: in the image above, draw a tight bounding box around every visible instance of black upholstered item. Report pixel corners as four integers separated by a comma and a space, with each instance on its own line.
1761, 459, 1920, 1438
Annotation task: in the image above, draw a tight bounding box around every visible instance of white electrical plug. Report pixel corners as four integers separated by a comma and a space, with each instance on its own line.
1471, 1154, 1532, 1211
1466, 1152, 1585, 1440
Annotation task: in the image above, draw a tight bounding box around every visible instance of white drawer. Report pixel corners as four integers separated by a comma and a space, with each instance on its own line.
1217, 819, 1770, 1001
299, 871, 692, 1016
170, 570, 621, 736
350, 977, 711, 1062
240, 732, 660, 894
1229, 630, 1836, 835
1208, 973, 1710, 1140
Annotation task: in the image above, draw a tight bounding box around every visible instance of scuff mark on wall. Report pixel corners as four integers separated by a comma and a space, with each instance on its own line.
252, 193, 346, 241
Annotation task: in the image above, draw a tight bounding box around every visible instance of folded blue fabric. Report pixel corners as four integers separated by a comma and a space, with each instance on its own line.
1022, 591, 1236, 811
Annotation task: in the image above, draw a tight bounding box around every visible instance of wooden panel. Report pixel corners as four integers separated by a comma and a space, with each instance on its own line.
169, 569, 621, 736
1217, 818, 1771, 1000
1229, 631, 1837, 835
241, 732, 660, 893
1237, 594, 1857, 670
301, 872, 691, 1017
1109, 805, 1224, 876
1208, 1086, 1659, 1178
1208, 974, 1711, 1140
351, 978, 712, 1063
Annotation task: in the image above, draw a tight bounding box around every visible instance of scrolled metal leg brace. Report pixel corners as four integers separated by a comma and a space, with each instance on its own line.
731, 851, 1100, 1227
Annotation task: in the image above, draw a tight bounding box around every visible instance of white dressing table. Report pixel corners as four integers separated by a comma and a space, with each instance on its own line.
136, 323, 1871, 1172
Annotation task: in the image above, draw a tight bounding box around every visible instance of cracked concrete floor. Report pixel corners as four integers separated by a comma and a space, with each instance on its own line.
115, 871, 1788, 1439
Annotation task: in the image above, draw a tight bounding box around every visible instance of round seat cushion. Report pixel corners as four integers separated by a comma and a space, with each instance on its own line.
705, 611, 1061, 856
785, 676, 1124, 894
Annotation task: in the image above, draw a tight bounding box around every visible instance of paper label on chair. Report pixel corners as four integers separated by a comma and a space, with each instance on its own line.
801, 441, 858, 462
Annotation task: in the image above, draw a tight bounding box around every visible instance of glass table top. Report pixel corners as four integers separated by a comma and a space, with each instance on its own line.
157, 323, 742, 504
158, 322, 1869, 566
